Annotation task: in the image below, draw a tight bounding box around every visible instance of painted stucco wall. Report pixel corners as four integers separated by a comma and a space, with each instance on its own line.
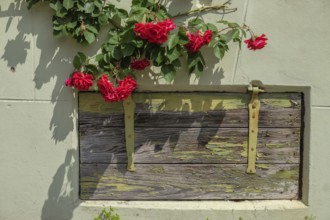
0, 0, 329, 219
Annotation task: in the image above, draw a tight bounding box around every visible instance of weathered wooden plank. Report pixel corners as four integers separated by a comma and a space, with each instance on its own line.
79, 92, 302, 128
80, 164, 300, 200
80, 128, 300, 164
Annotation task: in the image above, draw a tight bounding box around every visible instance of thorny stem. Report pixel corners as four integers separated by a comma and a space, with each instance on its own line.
171, 0, 236, 19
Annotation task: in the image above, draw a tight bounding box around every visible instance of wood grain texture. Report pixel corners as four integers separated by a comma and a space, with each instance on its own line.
79, 92, 302, 128
80, 127, 300, 164
78, 92, 303, 200
80, 164, 300, 200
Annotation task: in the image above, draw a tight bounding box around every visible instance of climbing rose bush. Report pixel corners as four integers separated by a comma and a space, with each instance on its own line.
25, 0, 269, 102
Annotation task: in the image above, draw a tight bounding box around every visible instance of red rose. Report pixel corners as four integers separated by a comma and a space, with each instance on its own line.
97, 74, 113, 95
120, 75, 137, 92
136, 23, 168, 44
134, 19, 176, 44
159, 19, 176, 32
65, 77, 73, 87
103, 91, 121, 102
130, 59, 150, 70
67, 71, 94, 91
203, 29, 213, 44
244, 34, 268, 50
185, 31, 206, 53
97, 75, 137, 102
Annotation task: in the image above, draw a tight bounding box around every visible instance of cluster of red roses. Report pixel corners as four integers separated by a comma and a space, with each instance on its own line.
97, 74, 136, 102
134, 19, 176, 44
65, 72, 136, 102
185, 30, 213, 53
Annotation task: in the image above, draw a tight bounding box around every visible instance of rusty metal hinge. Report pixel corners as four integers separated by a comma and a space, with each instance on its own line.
123, 95, 136, 172
246, 85, 264, 174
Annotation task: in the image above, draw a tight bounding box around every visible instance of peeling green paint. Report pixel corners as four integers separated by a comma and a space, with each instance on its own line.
207, 184, 236, 193
275, 169, 299, 180
244, 186, 263, 193
256, 164, 271, 169
150, 165, 165, 174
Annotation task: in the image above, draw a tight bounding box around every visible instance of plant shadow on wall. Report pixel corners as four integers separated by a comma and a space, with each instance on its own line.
41, 149, 80, 220
0, 2, 31, 71
0, 0, 107, 144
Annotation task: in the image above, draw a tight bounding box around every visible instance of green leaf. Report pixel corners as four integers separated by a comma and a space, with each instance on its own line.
66, 21, 77, 30
161, 64, 176, 82
86, 25, 98, 34
53, 30, 63, 38
195, 61, 204, 77
206, 23, 218, 32
108, 35, 119, 45
98, 14, 109, 25
49, 1, 62, 11
167, 46, 180, 63
156, 9, 169, 20
122, 43, 135, 57
84, 2, 95, 13
103, 53, 111, 63
228, 22, 240, 28
83, 31, 95, 44
217, 20, 229, 25
232, 29, 240, 39
171, 59, 181, 68
63, 0, 74, 10
128, 6, 149, 22
111, 46, 123, 60
73, 55, 81, 69
55, 7, 67, 18
77, 52, 87, 63
208, 38, 218, 47
188, 18, 204, 26
167, 34, 179, 50
241, 29, 247, 38
95, 54, 103, 62
187, 53, 199, 69
85, 64, 98, 74
121, 28, 136, 43
133, 39, 144, 48
94, 0, 103, 9
53, 24, 63, 31
115, 8, 129, 19
214, 45, 225, 59
178, 27, 189, 44
224, 30, 234, 43
132, 0, 147, 7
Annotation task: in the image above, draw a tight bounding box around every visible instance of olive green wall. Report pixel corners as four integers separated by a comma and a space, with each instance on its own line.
0, 0, 329, 219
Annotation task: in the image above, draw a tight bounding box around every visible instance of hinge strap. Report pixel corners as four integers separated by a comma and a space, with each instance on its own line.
123, 95, 136, 172
247, 85, 264, 174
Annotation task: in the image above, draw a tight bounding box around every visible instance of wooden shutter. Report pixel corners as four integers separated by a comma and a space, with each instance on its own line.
79, 92, 302, 200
